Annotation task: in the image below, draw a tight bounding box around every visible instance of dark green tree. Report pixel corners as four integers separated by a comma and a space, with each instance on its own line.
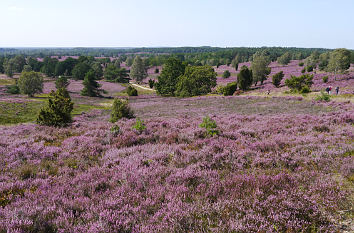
37, 88, 74, 127
222, 70, 231, 78
175, 65, 217, 97
72, 62, 91, 80
104, 64, 129, 83
4, 58, 15, 77
155, 57, 185, 96
81, 70, 103, 97
272, 71, 284, 88
92, 62, 103, 79
237, 65, 253, 91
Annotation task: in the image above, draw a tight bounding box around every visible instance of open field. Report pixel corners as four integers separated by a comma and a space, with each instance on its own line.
0, 59, 353, 232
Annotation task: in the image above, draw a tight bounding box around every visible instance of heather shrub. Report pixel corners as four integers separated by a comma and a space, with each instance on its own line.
37, 88, 74, 127
315, 91, 331, 102
322, 76, 328, 83
18, 163, 37, 180
110, 124, 120, 136
222, 70, 231, 78
199, 116, 219, 136
132, 118, 146, 134
306, 65, 313, 72
148, 79, 155, 88
110, 98, 134, 123
272, 71, 284, 88
301, 68, 306, 73
313, 125, 330, 132
299, 62, 304, 66
223, 82, 237, 96
18, 71, 43, 97
126, 86, 138, 96
285, 74, 313, 93
6, 84, 20, 94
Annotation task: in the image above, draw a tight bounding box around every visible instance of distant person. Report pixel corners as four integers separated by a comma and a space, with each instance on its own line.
329, 86, 332, 95
267, 90, 270, 95
326, 86, 330, 94
335, 86, 339, 95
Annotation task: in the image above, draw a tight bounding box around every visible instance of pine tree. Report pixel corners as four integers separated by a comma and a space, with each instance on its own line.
37, 88, 74, 127
81, 70, 103, 97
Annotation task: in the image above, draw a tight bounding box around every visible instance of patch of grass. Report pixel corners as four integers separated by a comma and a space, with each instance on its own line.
0, 100, 107, 125
0, 79, 15, 85
0, 101, 44, 124
72, 104, 106, 115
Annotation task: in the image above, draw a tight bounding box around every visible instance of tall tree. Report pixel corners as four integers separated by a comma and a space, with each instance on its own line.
81, 70, 103, 97
175, 65, 216, 97
130, 56, 147, 82
4, 58, 15, 77
327, 48, 351, 80
251, 52, 271, 86
155, 57, 186, 96
72, 62, 91, 80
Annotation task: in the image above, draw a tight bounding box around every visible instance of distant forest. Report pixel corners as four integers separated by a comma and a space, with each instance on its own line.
1, 47, 353, 67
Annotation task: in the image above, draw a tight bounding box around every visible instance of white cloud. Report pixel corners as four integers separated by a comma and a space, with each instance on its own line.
8, 6, 25, 13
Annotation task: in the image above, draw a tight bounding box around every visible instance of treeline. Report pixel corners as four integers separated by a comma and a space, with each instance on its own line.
2, 47, 352, 64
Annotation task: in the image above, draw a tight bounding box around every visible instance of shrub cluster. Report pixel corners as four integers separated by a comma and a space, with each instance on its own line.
222, 82, 237, 96
36, 88, 74, 127
110, 98, 134, 123
272, 71, 284, 88
285, 74, 313, 93
126, 86, 138, 96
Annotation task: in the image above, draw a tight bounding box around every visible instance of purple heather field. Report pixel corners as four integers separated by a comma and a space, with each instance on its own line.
0, 60, 353, 232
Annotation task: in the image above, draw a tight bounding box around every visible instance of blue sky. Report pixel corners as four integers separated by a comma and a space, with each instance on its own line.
0, 0, 353, 48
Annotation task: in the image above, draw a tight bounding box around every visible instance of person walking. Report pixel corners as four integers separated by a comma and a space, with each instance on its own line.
329, 86, 332, 95
326, 86, 330, 94
335, 86, 339, 95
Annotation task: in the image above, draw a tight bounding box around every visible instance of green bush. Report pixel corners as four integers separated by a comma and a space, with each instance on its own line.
237, 65, 253, 91
299, 62, 304, 66
222, 70, 231, 78
272, 71, 284, 88
126, 86, 138, 96
306, 65, 313, 72
301, 68, 306, 73
18, 71, 43, 97
315, 91, 331, 102
154, 68, 159, 74
110, 98, 134, 123
199, 116, 219, 137
285, 74, 313, 93
223, 82, 237, 96
322, 76, 328, 83
148, 79, 155, 88
36, 88, 74, 127
300, 85, 310, 94
132, 118, 146, 134
6, 84, 20, 94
